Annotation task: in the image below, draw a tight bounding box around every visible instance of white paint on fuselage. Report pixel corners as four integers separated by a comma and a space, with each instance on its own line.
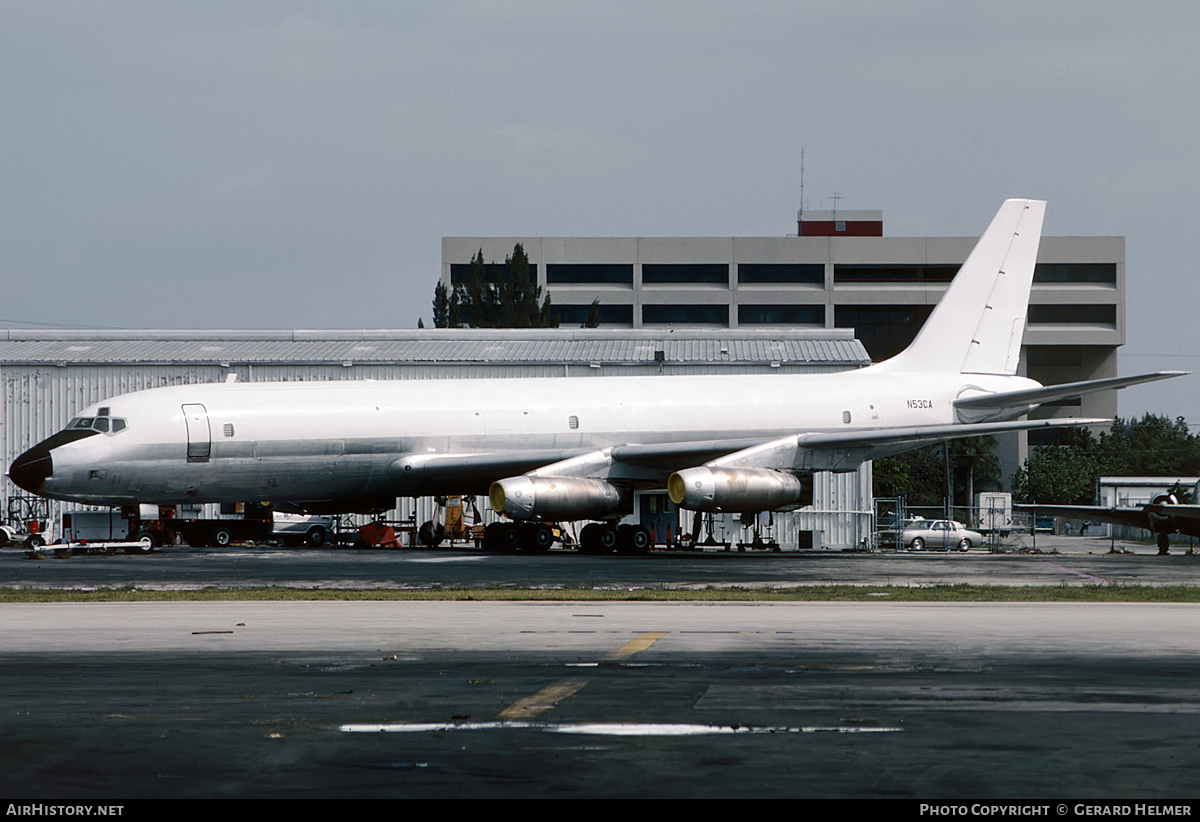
37, 364, 1039, 508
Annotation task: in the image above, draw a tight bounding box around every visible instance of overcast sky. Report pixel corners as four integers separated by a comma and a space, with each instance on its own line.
2, 1, 1197, 423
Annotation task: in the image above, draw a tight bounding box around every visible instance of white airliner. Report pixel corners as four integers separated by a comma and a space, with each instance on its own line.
7, 199, 1183, 553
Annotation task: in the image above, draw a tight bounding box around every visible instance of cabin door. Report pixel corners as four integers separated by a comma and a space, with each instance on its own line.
182, 403, 211, 462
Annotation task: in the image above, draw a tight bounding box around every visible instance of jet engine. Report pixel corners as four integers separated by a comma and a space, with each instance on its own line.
667, 467, 812, 513
489, 475, 624, 521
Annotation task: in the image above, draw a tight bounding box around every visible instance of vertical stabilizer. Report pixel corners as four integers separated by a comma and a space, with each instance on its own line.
881, 199, 1045, 375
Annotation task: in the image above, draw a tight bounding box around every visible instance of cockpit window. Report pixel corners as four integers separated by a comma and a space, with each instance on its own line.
68, 416, 127, 434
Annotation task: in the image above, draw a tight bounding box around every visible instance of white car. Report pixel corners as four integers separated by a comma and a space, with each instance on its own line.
273, 513, 335, 547
901, 519, 983, 551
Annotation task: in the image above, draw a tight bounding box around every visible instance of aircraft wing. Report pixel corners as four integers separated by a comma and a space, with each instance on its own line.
399, 417, 1109, 520
1016, 503, 1200, 530
1015, 503, 1155, 530
390, 438, 772, 496
396, 418, 1101, 495
954, 372, 1186, 421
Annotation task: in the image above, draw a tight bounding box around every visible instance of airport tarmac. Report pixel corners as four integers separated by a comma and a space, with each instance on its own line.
2, 540, 1200, 799
3, 599, 1200, 799
2, 534, 1199, 591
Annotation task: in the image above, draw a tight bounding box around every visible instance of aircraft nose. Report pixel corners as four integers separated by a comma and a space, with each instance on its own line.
9, 445, 52, 494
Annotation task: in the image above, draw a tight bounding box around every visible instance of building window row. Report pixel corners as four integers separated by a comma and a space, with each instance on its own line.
461, 262, 826, 286
738, 305, 825, 325
456, 261, 1115, 287
1033, 263, 1117, 284
834, 305, 935, 361
554, 304, 828, 327
547, 264, 634, 284
1027, 304, 1117, 325
554, 304, 635, 325
834, 264, 958, 283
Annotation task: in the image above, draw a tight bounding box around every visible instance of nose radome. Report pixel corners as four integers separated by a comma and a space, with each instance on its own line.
9, 446, 52, 494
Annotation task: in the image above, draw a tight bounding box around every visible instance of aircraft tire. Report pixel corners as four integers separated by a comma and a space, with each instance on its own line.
128, 531, 156, 554
579, 523, 613, 554
616, 524, 651, 555
484, 522, 520, 552
418, 520, 443, 548
523, 523, 554, 553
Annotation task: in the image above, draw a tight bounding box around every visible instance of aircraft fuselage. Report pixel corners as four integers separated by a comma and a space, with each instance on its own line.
10, 366, 1037, 511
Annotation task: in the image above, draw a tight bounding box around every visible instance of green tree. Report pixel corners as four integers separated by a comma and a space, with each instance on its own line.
1099, 414, 1200, 476
872, 445, 951, 507
584, 298, 602, 328
1011, 415, 1200, 505
449, 244, 558, 328
431, 280, 459, 328
950, 436, 1001, 522
1011, 426, 1103, 504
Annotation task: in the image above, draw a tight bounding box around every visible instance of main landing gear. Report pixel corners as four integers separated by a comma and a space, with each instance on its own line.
579, 522, 651, 555
482, 521, 557, 554
478, 521, 652, 555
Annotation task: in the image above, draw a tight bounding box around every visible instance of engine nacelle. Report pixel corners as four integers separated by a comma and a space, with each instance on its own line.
667, 467, 812, 513
489, 475, 624, 521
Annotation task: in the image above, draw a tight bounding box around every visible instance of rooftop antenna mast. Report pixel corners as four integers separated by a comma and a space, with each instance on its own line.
798, 147, 806, 220
795, 147, 807, 235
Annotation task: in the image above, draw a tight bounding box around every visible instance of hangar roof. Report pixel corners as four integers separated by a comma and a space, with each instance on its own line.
0, 328, 870, 367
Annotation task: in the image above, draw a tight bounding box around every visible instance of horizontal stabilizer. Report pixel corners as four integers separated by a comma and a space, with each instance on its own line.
955, 372, 1186, 417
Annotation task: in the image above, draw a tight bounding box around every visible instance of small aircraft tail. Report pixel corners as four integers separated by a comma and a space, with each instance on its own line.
880, 198, 1046, 376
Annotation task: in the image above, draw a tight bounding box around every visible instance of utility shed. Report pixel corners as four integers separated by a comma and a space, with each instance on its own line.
0, 327, 873, 549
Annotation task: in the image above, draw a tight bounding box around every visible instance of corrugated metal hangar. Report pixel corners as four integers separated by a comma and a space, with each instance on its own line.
0, 327, 874, 550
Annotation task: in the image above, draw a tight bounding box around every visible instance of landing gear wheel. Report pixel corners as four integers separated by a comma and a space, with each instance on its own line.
484, 522, 521, 552
523, 523, 554, 553
418, 520, 443, 548
616, 524, 652, 555
579, 523, 617, 554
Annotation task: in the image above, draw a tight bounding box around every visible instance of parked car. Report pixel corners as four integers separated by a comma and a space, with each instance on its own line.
901, 519, 984, 551
273, 513, 335, 547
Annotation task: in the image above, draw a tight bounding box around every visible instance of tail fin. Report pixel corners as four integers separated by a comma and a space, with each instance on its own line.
881, 198, 1045, 375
